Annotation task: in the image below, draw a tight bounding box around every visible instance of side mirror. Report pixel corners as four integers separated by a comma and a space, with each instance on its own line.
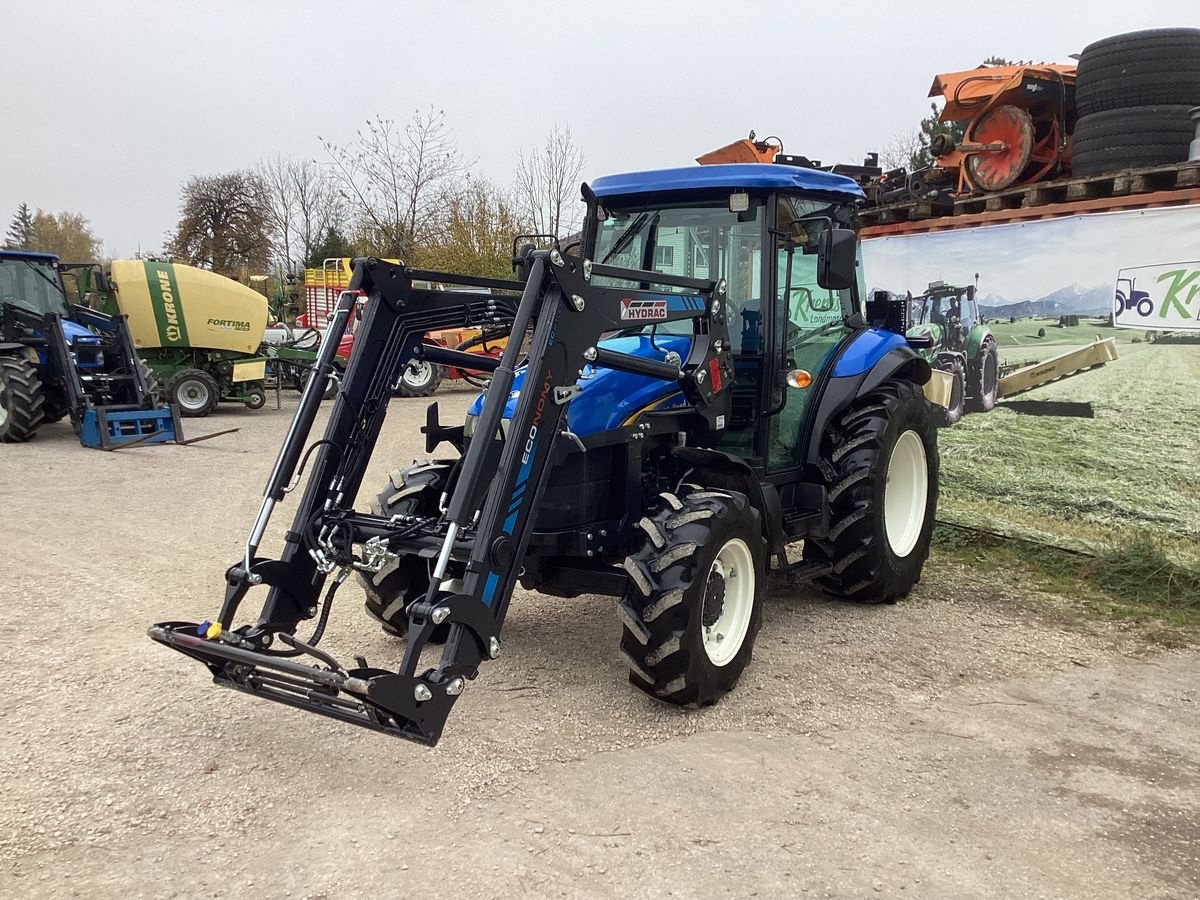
817, 228, 856, 291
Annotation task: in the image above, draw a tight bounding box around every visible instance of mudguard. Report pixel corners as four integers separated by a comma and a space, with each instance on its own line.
805, 330, 931, 465
670, 446, 787, 558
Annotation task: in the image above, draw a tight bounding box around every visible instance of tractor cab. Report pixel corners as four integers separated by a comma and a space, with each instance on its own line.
0, 251, 71, 317
581, 163, 868, 471
0, 251, 105, 370
909, 281, 978, 352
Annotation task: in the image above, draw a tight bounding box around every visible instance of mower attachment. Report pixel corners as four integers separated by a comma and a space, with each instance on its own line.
151, 252, 728, 745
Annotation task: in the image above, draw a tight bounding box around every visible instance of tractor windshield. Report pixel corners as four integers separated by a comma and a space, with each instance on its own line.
593, 197, 764, 354
913, 285, 975, 329
0, 256, 69, 317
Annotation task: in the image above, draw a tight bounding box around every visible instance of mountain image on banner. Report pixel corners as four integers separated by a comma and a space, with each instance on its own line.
979, 283, 1112, 318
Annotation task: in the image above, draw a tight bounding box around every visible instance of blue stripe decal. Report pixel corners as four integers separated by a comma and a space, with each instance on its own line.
503, 508, 519, 534
482, 572, 500, 607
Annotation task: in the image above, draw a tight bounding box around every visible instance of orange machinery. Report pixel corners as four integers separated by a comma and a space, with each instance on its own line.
925, 64, 1076, 193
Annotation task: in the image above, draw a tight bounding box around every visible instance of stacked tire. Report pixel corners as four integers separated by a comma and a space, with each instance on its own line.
1071, 29, 1200, 177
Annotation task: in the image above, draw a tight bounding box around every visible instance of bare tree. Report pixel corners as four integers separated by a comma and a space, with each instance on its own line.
514, 124, 585, 240
878, 129, 927, 171
257, 156, 346, 272
167, 172, 271, 274
321, 107, 466, 259
258, 155, 297, 270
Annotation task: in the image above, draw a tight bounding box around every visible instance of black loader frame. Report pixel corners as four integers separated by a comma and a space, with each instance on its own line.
151, 253, 728, 744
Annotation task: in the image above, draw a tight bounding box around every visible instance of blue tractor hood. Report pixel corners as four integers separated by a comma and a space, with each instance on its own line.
60, 319, 99, 345
467, 334, 692, 437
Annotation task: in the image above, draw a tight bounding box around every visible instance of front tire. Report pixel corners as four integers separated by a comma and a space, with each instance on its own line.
805, 379, 939, 603
244, 383, 267, 410
620, 485, 766, 706
0, 356, 45, 442
967, 340, 999, 413
166, 368, 219, 418
357, 462, 454, 641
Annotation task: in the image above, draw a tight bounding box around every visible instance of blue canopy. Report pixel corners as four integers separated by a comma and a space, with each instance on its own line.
590, 163, 864, 200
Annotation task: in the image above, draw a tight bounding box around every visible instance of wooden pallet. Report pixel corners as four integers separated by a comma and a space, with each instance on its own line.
859, 161, 1200, 227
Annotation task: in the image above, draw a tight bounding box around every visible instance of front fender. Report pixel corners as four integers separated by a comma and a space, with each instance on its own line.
966, 325, 994, 360
806, 334, 930, 465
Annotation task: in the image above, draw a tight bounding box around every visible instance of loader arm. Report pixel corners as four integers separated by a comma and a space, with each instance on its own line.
150, 252, 730, 745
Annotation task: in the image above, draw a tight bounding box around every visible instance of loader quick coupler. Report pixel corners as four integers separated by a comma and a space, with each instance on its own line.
151, 251, 727, 745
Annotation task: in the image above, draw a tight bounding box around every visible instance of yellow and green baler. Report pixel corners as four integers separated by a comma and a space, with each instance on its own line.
103, 261, 270, 416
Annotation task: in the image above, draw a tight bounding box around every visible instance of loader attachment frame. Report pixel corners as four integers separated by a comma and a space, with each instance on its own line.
151, 253, 730, 744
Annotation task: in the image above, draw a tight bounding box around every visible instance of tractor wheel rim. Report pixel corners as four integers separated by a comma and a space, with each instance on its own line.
404, 361, 433, 388
702, 538, 754, 667
0, 395, 8, 428
178, 381, 210, 412
884, 430, 929, 558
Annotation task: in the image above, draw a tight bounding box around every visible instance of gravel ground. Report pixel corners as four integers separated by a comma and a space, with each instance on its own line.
1, 387, 1196, 899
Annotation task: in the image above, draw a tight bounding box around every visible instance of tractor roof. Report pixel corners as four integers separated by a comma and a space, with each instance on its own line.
590, 163, 864, 200
0, 249, 59, 262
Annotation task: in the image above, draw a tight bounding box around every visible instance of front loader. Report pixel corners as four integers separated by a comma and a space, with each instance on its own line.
151, 162, 940, 745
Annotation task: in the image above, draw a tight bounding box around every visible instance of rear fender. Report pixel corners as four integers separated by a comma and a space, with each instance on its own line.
669, 447, 786, 557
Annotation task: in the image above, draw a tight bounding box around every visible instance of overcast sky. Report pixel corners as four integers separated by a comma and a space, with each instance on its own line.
3, 0, 1196, 257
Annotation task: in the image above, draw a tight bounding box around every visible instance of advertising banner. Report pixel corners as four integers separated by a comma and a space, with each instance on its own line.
861, 204, 1200, 332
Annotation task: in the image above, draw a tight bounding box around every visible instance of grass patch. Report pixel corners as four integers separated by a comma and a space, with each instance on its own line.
935, 341, 1200, 632
933, 525, 1200, 636
939, 343, 1200, 568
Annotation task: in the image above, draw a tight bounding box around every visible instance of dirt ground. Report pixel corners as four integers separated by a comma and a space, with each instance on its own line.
1, 388, 1196, 899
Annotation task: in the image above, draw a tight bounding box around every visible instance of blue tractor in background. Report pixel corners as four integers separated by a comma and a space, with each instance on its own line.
151, 162, 940, 745
0, 250, 180, 448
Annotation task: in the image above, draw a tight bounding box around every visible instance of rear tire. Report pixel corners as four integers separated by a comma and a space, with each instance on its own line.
967, 340, 999, 413
167, 368, 219, 418
0, 356, 45, 442
394, 359, 443, 398
357, 462, 454, 641
620, 485, 766, 706
805, 379, 939, 604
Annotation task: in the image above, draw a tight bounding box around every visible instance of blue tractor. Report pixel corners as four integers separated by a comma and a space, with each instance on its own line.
151, 162, 939, 744
0, 250, 180, 448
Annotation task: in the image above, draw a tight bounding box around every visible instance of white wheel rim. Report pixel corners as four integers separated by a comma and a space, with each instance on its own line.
702, 538, 755, 667
0, 391, 8, 428
404, 361, 433, 387
177, 380, 210, 412
884, 430, 929, 558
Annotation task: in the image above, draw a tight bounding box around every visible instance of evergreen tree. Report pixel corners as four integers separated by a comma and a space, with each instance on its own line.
5, 203, 35, 249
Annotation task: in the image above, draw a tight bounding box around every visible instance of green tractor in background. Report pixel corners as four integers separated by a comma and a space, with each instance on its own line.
905, 280, 998, 425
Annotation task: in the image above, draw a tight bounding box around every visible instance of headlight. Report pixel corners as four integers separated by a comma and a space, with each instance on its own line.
462, 415, 510, 440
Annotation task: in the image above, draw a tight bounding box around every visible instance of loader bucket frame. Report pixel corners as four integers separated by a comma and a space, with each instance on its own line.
151, 253, 730, 744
